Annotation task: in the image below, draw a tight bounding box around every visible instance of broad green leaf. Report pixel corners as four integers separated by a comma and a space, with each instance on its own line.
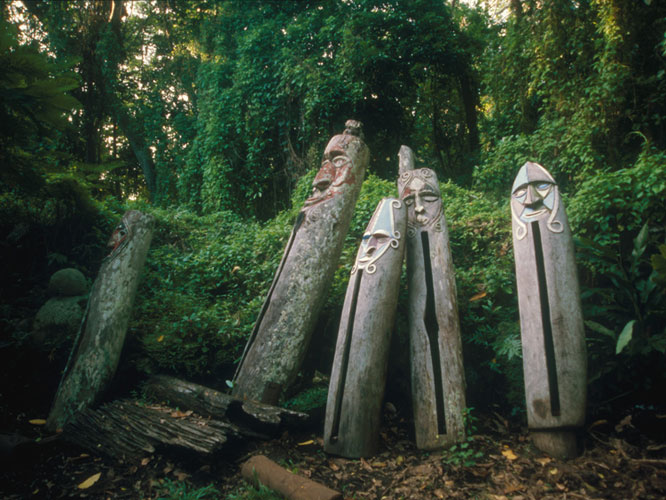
585, 320, 615, 338
616, 320, 636, 354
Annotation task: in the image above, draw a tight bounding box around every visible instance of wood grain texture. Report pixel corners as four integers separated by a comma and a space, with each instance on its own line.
143, 375, 309, 434
47, 210, 154, 432
398, 146, 466, 450
511, 162, 586, 458
233, 122, 369, 404
324, 198, 406, 458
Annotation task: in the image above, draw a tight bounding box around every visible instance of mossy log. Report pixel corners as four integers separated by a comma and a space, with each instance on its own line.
143, 375, 309, 434
63, 400, 243, 459
232, 121, 369, 404
47, 210, 154, 432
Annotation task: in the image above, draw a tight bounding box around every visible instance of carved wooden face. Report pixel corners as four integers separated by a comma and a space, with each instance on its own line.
511, 162, 563, 239
106, 210, 142, 259
398, 168, 442, 230
304, 133, 357, 207
107, 221, 129, 254
353, 198, 402, 274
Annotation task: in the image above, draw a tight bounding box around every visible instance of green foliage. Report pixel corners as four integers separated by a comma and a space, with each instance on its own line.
283, 386, 328, 413
132, 206, 292, 378
156, 479, 219, 500
442, 408, 484, 467
227, 480, 284, 500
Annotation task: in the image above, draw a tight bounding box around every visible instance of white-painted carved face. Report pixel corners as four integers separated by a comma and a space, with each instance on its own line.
398, 168, 442, 230
511, 162, 563, 239
353, 198, 402, 274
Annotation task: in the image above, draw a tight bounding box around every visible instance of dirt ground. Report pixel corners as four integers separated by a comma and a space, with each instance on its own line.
1, 403, 665, 499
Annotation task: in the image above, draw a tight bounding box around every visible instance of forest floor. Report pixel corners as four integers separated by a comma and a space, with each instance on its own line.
1, 403, 665, 499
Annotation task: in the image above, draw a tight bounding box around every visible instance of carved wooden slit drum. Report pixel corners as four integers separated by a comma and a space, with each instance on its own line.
511, 161, 587, 459
324, 197, 406, 458
397, 146, 467, 450
232, 120, 369, 405
47, 210, 155, 431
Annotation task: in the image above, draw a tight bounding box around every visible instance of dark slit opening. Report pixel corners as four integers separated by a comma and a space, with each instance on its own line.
233, 211, 305, 383
531, 222, 560, 416
421, 232, 446, 435
330, 269, 363, 443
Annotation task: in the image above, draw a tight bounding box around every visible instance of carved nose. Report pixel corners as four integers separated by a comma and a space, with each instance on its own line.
314, 178, 331, 192
525, 185, 542, 206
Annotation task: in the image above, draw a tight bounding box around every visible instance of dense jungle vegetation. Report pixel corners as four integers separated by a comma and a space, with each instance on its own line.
1, 0, 665, 425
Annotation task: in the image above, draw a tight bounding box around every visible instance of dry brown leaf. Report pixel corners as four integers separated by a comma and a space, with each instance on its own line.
535, 457, 551, 466
29, 419, 47, 425
470, 291, 487, 302
77, 472, 101, 489
501, 448, 518, 461
157, 335, 164, 342
396, 455, 404, 465
141, 457, 150, 466
298, 439, 314, 446
328, 461, 340, 471
360, 457, 373, 472
173, 470, 188, 481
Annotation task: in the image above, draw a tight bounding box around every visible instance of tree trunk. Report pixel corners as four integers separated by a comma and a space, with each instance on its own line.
397, 146, 467, 450
233, 121, 369, 405
324, 198, 406, 458
47, 210, 154, 432
143, 375, 309, 435
63, 400, 242, 460
511, 162, 587, 459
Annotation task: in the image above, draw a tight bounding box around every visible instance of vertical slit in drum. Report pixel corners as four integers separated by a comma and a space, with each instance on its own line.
330, 269, 363, 442
421, 232, 447, 435
531, 221, 561, 417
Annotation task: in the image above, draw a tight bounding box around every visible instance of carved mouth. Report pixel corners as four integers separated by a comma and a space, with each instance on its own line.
523, 208, 547, 219
416, 215, 430, 225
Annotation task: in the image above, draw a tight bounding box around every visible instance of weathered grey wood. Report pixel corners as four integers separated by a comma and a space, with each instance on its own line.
511, 162, 586, 459
233, 120, 369, 405
143, 375, 309, 434
63, 400, 242, 459
47, 210, 154, 432
324, 198, 406, 458
397, 146, 466, 450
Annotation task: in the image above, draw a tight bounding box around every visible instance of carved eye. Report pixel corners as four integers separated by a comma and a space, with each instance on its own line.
332, 156, 348, 168
513, 187, 527, 198
421, 192, 439, 202
404, 195, 415, 206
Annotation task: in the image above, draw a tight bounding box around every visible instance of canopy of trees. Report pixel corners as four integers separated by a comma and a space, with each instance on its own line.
1, 0, 665, 416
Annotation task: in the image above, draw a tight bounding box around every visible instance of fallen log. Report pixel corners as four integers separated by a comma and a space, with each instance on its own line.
63, 399, 244, 459
143, 375, 309, 434
241, 455, 342, 500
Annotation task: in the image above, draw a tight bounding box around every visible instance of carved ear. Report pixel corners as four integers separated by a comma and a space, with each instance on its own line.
398, 145, 415, 176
